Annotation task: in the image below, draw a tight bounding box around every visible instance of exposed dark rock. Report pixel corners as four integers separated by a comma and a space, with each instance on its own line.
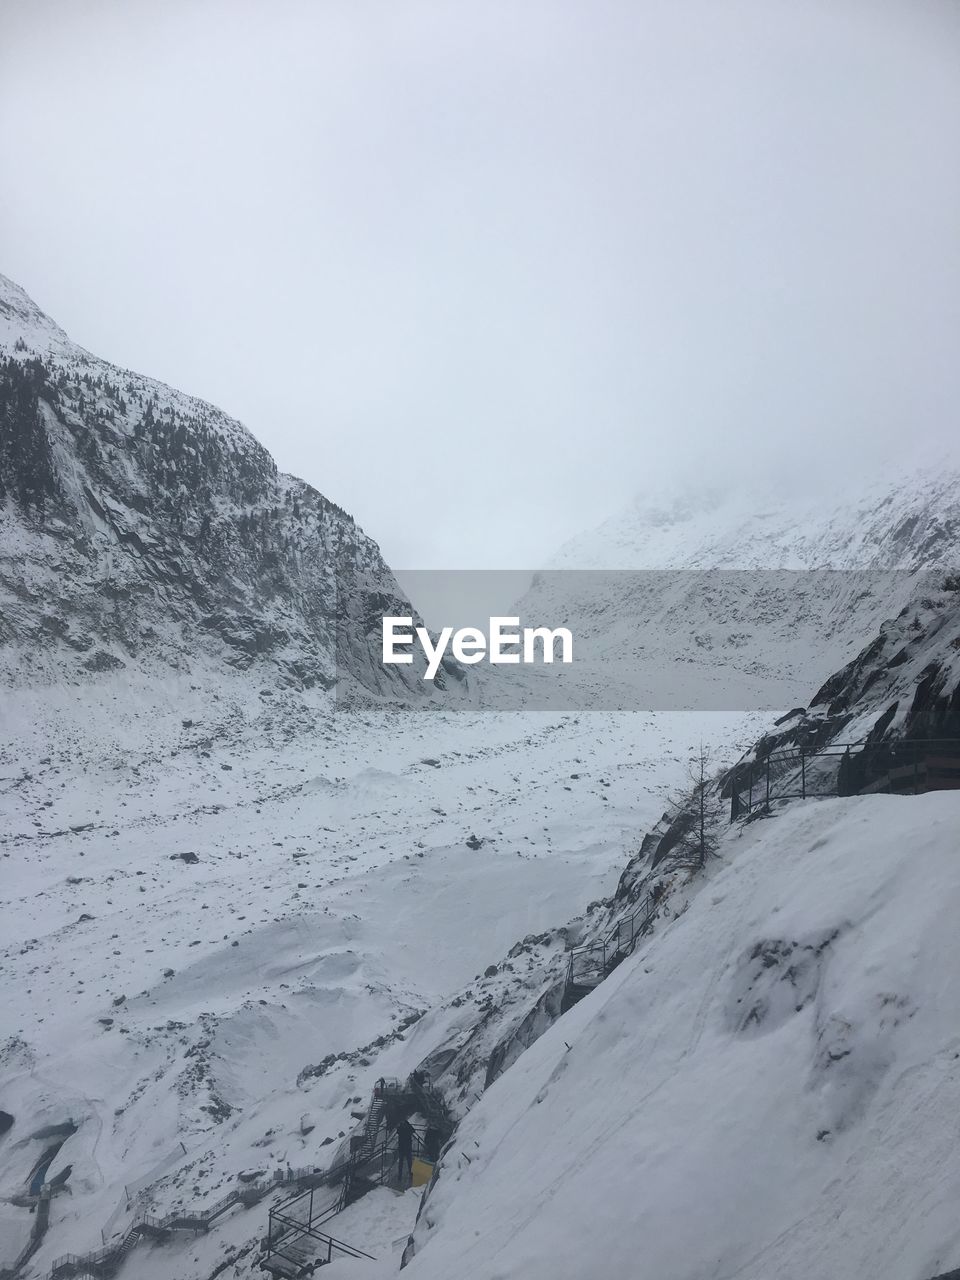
773, 706, 806, 725
484, 983, 565, 1088
82, 650, 125, 673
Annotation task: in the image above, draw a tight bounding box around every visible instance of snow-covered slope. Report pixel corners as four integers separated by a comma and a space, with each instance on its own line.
386, 587, 960, 1280
0, 272, 434, 695
399, 585, 960, 1128
401, 790, 960, 1280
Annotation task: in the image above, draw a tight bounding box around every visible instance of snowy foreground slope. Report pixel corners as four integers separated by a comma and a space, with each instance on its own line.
4, 593, 952, 1278
344, 593, 960, 1280
0, 668, 765, 1278
399, 792, 960, 1280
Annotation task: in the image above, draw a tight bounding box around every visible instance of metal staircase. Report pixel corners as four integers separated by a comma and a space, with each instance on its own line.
355, 1092, 386, 1164
258, 1224, 375, 1279
562, 889, 659, 1012
20, 1077, 451, 1280
47, 1181, 275, 1278
260, 1074, 453, 1277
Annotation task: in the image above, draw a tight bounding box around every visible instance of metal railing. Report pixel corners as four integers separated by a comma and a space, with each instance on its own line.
728, 738, 960, 820
265, 1210, 376, 1268
44, 1079, 450, 1280
48, 1180, 274, 1278
565, 890, 658, 990
262, 1129, 425, 1274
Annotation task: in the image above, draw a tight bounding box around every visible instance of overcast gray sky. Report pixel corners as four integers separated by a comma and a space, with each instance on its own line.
1, 0, 958, 569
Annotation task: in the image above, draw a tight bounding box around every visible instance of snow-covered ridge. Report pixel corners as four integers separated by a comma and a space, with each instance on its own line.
0, 272, 262, 460
552, 473, 960, 570
0, 273, 71, 358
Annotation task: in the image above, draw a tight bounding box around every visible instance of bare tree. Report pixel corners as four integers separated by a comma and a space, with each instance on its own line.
688, 742, 713, 869
649, 742, 719, 872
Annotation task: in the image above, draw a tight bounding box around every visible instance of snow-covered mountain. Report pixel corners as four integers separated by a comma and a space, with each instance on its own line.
4, 271, 960, 1280
6, 523, 955, 1280
551, 478, 960, 571
505, 474, 960, 713
0, 273, 438, 696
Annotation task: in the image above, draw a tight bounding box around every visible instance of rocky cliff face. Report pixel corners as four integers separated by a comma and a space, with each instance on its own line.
734, 582, 960, 768
0, 273, 430, 694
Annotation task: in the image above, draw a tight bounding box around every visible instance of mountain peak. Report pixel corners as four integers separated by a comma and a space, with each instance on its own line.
0, 271, 72, 356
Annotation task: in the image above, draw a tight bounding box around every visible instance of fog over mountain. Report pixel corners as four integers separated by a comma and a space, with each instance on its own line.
1, 0, 958, 567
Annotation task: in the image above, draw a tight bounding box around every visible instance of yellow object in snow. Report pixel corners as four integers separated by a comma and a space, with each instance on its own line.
411, 1157, 434, 1187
